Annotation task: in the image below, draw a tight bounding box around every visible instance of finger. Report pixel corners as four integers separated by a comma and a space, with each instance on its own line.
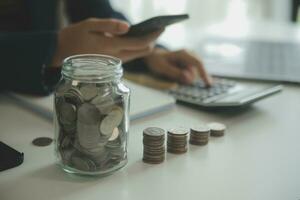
175, 50, 212, 85
119, 46, 153, 62
84, 18, 129, 34
152, 59, 193, 84
114, 29, 164, 51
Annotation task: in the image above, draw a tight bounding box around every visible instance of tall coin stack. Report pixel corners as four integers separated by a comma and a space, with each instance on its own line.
189, 125, 210, 146
143, 127, 165, 164
167, 128, 188, 154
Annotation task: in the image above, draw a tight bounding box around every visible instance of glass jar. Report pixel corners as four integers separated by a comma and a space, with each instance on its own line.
54, 54, 130, 176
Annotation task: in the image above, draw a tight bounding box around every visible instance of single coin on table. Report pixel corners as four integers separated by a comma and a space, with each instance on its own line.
32, 137, 53, 147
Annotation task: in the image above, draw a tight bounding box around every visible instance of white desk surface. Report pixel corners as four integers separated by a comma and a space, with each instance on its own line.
1, 21, 300, 200
1, 82, 299, 200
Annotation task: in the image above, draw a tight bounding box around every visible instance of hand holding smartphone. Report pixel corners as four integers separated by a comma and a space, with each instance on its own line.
124, 14, 189, 37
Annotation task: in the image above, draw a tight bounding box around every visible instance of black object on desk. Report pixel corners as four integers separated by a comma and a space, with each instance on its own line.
0, 141, 24, 171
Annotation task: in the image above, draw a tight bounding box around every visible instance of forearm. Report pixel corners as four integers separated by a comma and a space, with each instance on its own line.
0, 31, 59, 95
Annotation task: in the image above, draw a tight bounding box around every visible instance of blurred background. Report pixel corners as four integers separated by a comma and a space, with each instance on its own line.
111, 0, 299, 24
109, 0, 300, 48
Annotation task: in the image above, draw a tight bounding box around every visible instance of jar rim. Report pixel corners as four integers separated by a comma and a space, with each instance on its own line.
62, 54, 123, 83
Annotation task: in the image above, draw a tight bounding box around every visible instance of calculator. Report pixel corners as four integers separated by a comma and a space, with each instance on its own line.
168, 78, 282, 108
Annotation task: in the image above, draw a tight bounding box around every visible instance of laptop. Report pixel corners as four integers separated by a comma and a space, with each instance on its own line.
195, 37, 300, 83
9, 80, 175, 121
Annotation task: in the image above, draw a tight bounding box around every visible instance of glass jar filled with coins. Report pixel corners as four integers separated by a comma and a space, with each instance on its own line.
54, 54, 130, 176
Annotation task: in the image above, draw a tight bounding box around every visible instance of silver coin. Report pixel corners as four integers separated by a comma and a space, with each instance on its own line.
63, 123, 76, 134
167, 127, 189, 135
85, 144, 106, 155
99, 106, 123, 137
107, 147, 124, 162
143, 127, 165, 137
77, 103, 101, 124
90, 151, 109, 165
208, 122, 226, 131
55, 82, 71, 95
77, 121, 101, 149
191, 125, 210, 133
60, 135, 72, 149
80, 84, 98, 101
64, 88, 84, 106
92, 96, 114, 114
71, 80, 79, 86
59, 102, 77, 125
60, 149, 74, 165
71, 155, 96, 172
97, 84, 112, 97
54, 97, 64, 113
108, 127, 119, 141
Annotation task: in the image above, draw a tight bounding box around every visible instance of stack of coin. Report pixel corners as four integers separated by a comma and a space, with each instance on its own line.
189, 125, 210, 146
208, 122, 226, 137
143, 127, 165, 164
167, 128, 188, 154
54, 81, 127, 172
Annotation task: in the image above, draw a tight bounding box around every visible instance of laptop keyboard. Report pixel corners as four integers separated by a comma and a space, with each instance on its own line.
198, 38, 300, 82
244, 41, 300, 74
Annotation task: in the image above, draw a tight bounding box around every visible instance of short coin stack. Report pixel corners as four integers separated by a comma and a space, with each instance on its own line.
208, 122, 226, 137
143, 127, 165, 164
189, 125, 210, 145
167, 128, 188, 154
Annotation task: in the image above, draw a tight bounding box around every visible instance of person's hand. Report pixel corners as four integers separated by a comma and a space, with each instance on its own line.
143, 48, 212, 85
51, 18, 163, 67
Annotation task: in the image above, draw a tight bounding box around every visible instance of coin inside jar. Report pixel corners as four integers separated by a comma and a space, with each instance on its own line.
108, 127, 120, 141
64, 88, 84, 106
80, 84, 98, 101
77, 103, 101, 124
59, 102, 77, 124
54, 55, 130, 176
99, 106, 123, 137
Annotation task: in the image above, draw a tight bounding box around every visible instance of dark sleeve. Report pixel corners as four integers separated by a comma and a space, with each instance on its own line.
65, 0, 128, 22
0, 31, 60, 95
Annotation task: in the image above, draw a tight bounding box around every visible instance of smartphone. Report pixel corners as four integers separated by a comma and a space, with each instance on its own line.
125, 14, 189, 37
